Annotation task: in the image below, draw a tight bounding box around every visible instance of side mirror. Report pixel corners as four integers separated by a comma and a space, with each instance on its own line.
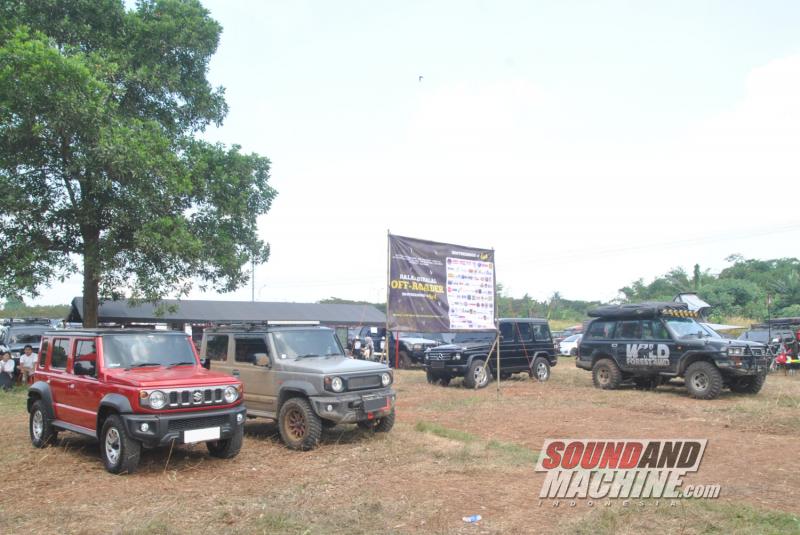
201, 358, 211, 370
255, 353, 271, 367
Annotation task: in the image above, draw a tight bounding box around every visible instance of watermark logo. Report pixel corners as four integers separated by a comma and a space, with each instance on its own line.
536, 439, 720, 501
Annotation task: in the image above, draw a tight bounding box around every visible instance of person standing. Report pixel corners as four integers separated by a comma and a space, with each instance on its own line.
19, 345, 37, 385
0, 352, 14, 391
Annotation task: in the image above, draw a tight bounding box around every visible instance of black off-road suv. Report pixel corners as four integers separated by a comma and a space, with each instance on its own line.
423, 318, 557, 388
576, 303, 769, 399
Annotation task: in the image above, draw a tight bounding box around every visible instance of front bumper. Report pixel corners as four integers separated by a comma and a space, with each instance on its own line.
715, 354, 770, 376
309, 388, 396, 423
424, 361, 469, 376
121, 405, 247, 447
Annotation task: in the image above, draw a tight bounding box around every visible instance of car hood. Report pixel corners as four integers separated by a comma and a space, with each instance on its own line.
278, 356, 390, 375
400, 337, 439, 345
105, 366, 239, 388
687, 338, 765, 350
428, 342, 488, 353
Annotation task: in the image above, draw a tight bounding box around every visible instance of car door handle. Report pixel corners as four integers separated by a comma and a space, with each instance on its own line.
611, 343, 618, 348
68, 383, 76, 389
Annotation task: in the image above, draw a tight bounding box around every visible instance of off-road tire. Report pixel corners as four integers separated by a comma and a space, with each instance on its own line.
592, 358, 622, 390
569, 348, 577, 357
426, 370, 438, 384
206, 424, 244, 459
278, 397, 322, 450
398, 351, 412, 369
463, 359, 491, 389
29, 400, 58, 448
439, 376, 451, 386
357, 409, 395, 433
685, 361, 723, 400
729, 372, 767, 395
100, 414, 142, 474
532, 357, 551, 382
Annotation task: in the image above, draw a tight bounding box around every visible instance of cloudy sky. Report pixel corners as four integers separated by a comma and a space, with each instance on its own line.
34, 0, 800, 306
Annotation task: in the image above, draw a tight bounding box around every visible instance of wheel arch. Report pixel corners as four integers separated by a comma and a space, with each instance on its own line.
96, 393, 133, 438
28, 381, 54, 418
678, 353, 716, 376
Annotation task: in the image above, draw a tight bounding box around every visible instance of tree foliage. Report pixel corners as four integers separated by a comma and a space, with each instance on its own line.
618, 257, 800, 321
0, 1, 276, 326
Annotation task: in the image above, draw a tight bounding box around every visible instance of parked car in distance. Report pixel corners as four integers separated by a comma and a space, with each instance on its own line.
559, 334, 583, 356
28, 329, 246, 474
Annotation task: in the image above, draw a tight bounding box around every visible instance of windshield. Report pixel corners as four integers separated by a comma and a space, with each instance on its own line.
102, 334, 197, 369
699, 323, 723, 339
453, 331, 495, 344
271, 329, 344, 358
9, 327, 47, 345
563, 334, 581, 343
402, 332, 447, 343
664, 317, 706, 339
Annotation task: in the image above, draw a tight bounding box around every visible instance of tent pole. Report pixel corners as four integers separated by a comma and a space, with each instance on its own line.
386, 230, 391, 367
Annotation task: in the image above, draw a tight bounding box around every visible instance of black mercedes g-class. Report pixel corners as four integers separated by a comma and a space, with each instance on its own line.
423, 318, 557, 388
576, 302, 769, 399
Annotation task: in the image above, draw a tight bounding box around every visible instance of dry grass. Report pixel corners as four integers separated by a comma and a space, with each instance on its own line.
1, 366, 799, 534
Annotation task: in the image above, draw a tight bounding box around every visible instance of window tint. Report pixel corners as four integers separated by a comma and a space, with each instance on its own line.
533, 324, 552, 342
51, 338, 70, 369
206, 335, 229, 361
642, 320, 670, 340
38, 339, 49, 367
586, 321, 616, 340
73, 340, 97, 377
499, 322, 515, 341
515, 322, 533, 342
616, 321, 642, 339
234, 337, 268, 364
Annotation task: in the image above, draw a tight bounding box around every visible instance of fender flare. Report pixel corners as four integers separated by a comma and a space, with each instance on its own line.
27, 381, 55, 418
278, 381, 317, 408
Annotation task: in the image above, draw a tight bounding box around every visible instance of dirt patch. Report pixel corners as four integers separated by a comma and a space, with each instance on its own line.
1, 364, 798, 534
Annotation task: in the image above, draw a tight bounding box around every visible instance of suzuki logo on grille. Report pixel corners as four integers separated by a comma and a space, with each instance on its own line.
193, 391, 203, 402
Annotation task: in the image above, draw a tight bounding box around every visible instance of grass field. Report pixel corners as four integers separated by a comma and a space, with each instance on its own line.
0, 362, 798, 534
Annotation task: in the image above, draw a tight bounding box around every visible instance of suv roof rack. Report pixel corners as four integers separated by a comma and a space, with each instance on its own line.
588, 302, 695, 319
0, 317, 53, 326
207, 320, 321, 331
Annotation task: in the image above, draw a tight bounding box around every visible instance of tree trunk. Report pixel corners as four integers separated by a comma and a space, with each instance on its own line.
82, 228, 101, 327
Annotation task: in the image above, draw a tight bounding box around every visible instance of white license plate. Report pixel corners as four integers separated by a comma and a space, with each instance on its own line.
184, 426, 220, 443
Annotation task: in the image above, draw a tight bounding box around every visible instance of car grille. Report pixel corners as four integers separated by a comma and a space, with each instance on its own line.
426, 352, 451, 361
168, 414, 230, 432
166, 387, 226, 408
749, 348, 764, 356
347, 375, 381, 390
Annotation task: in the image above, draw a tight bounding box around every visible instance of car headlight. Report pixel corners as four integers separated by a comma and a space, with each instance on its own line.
148, 390, 167, 409
223, 385, 239, 403
331, 376, 344, 392
452, 353, 461, 361
381, 372, 392, 387
727, 347, 745, 356
412, 344, 422, 351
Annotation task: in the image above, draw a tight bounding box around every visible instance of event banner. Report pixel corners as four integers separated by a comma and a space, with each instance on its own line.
387, 234, 495, 332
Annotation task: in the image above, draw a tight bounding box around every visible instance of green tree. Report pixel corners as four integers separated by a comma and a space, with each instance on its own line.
0, 1, 276, 326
